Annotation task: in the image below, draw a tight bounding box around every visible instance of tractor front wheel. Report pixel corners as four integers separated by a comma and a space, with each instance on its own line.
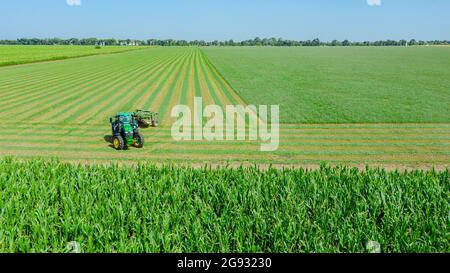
113, 136, 125, 150
135, 133, 145, 148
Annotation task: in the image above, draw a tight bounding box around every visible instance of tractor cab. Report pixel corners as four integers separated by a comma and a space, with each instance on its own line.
110, 112, 144, 150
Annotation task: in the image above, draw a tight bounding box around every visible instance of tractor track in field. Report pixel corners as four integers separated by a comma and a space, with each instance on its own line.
0, 47, 449, 168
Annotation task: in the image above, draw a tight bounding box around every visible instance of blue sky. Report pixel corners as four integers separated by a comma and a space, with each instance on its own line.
1, 0, 449, 41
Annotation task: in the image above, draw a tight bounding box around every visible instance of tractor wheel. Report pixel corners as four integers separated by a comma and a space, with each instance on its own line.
136, 133, 145, 148
113, 136, 125, 150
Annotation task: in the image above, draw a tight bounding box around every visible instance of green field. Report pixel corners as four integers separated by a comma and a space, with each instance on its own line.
204, 47, 450, 123
0, 47, 448, 167
0, 46, 449, 253
0, 45, 145, 67
0, 158, 448, 253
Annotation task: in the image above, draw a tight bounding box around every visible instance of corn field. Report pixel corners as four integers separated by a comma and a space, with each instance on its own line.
0, 157, 448, 253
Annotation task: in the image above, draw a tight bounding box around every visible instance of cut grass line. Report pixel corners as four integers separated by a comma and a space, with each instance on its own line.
200, 52, 238, 106
1, 137, 449, 156
134, 49, 189, 110
0, 58, 125, 107
6, 125, 450, 138
178, 49, 194, 106
0, 52, 136, 93
157, 49, 194, 122
280, 128, 450, 133
281, 123, 450, 129
0, 146, 448, 163
115, 54, 185, 117
200, 49, 241, 106
198, 50, 222, 106
63, 61, 165, 124
46, 55, 168, 124
150, 56, 189, 120
0, 46, 146, 68
183, 49, 196, 111
0, 58, 102, 87
199, 50, 261, 124
3, 153, 448, 167
0, 54, 154, 117
195, 49, 215, 106
0, 70, 79, 93
1, 137, 448, 155
2, 123, 449, 132
199, 49, 265, 125
14, 57, 155, 122
141, 51, 191, 111
0, 68, 57, 86
279, 131, 450, 136
6, 126, 450, 142
1, 136, 448, 150
12, 126, 446, 136
193, 49, 202, 98
0, 50, 150, 100
200, 49, 247, 106
78, 53, 184, 125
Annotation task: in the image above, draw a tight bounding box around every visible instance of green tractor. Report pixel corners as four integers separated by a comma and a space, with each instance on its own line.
134, 109, 159, 128
110, 112, 144, 150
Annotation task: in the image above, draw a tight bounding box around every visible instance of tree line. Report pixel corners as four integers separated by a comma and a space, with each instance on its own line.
0, 37, 449, 46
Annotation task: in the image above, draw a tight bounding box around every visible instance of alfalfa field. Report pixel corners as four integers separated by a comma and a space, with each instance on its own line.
0, 46, 449, 168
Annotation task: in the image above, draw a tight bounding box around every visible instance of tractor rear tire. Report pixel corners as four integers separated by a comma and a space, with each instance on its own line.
136, 133, 145, 148
113, 136, 125, 150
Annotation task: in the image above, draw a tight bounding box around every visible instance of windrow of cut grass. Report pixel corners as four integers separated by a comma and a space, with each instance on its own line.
0, 45, 147, 67
0, 47, 448, 167
0, 122, 448, 167
0, 158, 447, 253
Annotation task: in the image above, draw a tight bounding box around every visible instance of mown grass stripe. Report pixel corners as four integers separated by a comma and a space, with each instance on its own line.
3, 153, 448, 167
281, 123, 450, 129
1, 136, 449, 151
2, 123, 450, 132
120, 49, 191, 120
63, 59, 167, 124
0, 146, 448, 163
130, 50, 186, 111
197, 50, 222, 106
4, 138, 449, 150
14, 55, 157, 122
157, 49, 195, 121
78, 51, 185, 124
195, 49, 216, 106
0, 54, 131, 94
179, 49, 194, 106
113, 53, 185, 117
0, 53, 157, 117
0, 50, 149, 100
40, 52, 170, 123
193, 49, 202, 98
150, 52, 191, 116
6, 126, 450, 142
0, 58, 127, 107
201, 49, 247, 105
141, 51, 191, 111
198, 50, 262, 124
199, 49, 241, 106
0, 59, 98, 87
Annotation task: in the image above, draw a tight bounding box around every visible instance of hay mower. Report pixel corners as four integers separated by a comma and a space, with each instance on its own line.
134, 109, 159, 128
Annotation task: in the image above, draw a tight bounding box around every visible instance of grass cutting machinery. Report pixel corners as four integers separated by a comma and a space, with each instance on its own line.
110, 112, 144, 150
134, 109, 159, 128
